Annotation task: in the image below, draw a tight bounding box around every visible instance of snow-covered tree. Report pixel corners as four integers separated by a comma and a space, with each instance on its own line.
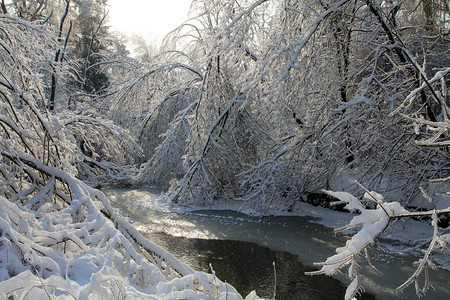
1, 0, 448, 299
115, 2, 448, 296
0, 13, 254, 300
143, 0, 448, 213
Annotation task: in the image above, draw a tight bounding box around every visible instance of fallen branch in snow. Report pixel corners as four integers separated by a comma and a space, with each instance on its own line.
306, 183, 449, 300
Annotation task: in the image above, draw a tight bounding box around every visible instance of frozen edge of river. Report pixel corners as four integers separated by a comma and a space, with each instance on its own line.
205, 200, 450, 272
121, 187, 449, 272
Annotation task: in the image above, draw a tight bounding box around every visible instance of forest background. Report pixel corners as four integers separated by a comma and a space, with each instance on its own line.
0, 0, 448, 299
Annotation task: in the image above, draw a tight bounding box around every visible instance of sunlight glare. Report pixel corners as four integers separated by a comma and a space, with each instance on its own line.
107, 0, 191, 42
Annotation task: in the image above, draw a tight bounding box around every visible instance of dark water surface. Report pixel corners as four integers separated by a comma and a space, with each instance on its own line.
104, 187, 449, 299
149, 232, 377, 299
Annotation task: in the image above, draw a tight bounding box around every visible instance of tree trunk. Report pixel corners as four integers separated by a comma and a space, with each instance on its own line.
48, 0, 71, 111
1, 0, 7, 14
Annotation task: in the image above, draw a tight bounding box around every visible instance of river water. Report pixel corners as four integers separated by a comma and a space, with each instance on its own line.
103, 187, 449, 299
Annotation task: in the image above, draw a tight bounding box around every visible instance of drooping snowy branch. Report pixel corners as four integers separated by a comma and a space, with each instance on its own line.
136, 100, 198, 186
306, 186, 449, 299
0, 152, 247, 299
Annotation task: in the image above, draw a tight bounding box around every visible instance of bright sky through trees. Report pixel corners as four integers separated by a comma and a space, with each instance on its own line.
107, 0, 191, 42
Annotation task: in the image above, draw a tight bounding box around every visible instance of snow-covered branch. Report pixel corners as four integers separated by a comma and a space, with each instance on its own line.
0, 151, 245, 299
307, 186, 449, 299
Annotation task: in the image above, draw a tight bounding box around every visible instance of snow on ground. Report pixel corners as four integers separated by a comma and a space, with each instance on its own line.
0, 178, 260, 300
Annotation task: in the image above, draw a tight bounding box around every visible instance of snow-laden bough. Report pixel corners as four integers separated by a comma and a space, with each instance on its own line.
306, 186, 449, 300
0, 155, 258, 299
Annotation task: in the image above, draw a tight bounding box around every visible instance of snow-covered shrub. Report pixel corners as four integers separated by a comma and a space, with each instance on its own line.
0, 13, 143, 187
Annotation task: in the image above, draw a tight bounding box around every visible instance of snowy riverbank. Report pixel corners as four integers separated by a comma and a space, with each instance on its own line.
109, 186, 449, 271
104, 187, 449, 299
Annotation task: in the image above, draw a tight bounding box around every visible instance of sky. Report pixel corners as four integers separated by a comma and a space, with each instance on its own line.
107, 0, 191, 42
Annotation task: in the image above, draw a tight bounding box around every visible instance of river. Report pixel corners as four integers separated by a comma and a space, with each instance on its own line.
103, 187, 449, 299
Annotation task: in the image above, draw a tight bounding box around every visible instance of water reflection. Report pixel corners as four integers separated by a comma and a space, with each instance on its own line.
148, 232, 377, 299
104, 187, 449, 299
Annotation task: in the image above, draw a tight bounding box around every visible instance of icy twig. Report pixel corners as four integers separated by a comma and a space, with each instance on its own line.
273, 262, 277, 300
31, 264, 52, 300
396, 188, 441, 297
309, 184, 448, 300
